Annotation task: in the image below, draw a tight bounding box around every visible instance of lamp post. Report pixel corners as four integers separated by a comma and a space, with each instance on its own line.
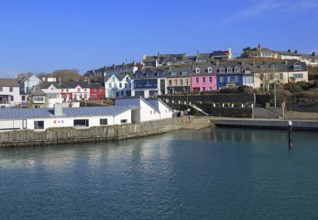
274, 82, 277, 108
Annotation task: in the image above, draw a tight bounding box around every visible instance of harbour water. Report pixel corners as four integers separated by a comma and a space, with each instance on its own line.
1, 127, 318, 219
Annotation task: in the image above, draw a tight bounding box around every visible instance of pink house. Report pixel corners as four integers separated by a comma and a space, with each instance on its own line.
191, 65, 217, 93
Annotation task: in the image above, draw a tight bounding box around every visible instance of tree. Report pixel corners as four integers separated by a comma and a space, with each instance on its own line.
50, 69, 81, 82
242, 47, 255, 58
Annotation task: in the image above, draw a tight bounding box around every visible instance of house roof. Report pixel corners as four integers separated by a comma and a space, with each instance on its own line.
31, 89, 47, 96
147, 98, 173, 113
0, 78, 19, 87
211, 50, 228, 57
0, 106, 131, 119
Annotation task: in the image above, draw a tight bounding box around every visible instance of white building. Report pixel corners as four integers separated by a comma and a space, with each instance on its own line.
17, 74, 42, 94
0, 105, 132, 131
0, 78, 22, 108
115, 97, 173, 123
105, 73, 132, 98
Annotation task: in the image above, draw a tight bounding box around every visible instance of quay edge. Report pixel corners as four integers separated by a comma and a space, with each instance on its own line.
210, 118, 318, 131
0, 117, 194, 148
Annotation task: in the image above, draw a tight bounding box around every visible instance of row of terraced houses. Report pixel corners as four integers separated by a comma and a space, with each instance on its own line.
104, 60, 308, 98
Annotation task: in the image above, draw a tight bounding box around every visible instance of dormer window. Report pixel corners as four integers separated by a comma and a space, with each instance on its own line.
234, 66, 240, 73
219, 67, 225, 73
157, 70, 163, 77
135, 72, 141, 78
147, 70, 153, 77
195, 68, 200, 74
181, 71, 188, 76
293, 64, 301, 71
207, 67, 212, 73
227, 66, 232, 73
170, 72, 177, 76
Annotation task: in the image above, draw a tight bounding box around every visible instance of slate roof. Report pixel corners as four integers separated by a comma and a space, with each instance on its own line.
37, 81, 103, 89
211, 50, 228, 57
0, 78, 20, 87
0, 106, 131, 119
31, 89, 47, 96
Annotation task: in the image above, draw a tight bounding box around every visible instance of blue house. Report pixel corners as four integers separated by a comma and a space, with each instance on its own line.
216, 65, 243, 90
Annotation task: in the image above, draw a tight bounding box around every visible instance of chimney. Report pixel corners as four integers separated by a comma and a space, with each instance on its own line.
312, 52, 316, 56
258, 44, 262, 49
295, 50, 298, 54
157, 52, 160, 57
227, 48, 232, 60
54, 104, 64, 116
288, 49, 291, 53
142, 54, 147, 60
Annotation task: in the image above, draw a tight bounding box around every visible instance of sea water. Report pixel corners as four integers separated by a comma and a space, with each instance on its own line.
1, 127, 318, 219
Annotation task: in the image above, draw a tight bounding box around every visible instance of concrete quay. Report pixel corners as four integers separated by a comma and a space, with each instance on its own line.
210, 117, 318, 131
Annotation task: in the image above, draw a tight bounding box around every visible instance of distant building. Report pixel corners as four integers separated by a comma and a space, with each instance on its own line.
0, 78, 22, 108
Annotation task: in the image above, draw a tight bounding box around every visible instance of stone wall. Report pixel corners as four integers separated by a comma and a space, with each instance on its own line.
0, 117, 193, 148
159, 94, 255, 104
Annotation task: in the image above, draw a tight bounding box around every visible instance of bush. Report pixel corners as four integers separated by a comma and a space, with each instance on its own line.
237, 85, 254, 94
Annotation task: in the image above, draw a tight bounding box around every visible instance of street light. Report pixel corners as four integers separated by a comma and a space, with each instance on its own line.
274, 82, 277, 108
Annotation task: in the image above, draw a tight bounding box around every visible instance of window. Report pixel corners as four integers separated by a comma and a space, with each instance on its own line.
208, 67, 212, 73
174, 80, 177, 86
93, 89, 97, 92
0, 87, 2, 92
180, 79, 183, 86
126, 76, 129, 82
219, 67, 225, 73
227, 76, 231, 83
22, 96, 26, 101
185, 79, 189, 85
293, 74, 303, 79
99, 89, 103, 92
100, 119, 108, 125
243, 76, 254, 84
119, 83, 122, 88
280, 73, 283, 80
195, 77, 199, 83
120, 119, 127, 124
181, 72, 188, 76
170, 72, 177, 76
125, 83, 128, 88
195, 68, 200, 74
11, 96, 14, 101
150, 110, 152, 114
220, 76, 224, 83
74, 119, 89, 127
227, 67, 232, 73
234, 66, 240, 73
202, 77, 206, 83
77, 88, 80, 92
34, 121, 44, 129
109, 83, 112, 88
209, 77, 212, 83
169, 80, 172, 86
293, 64, 301, 71
10, 87, 13, 92
235, 76, 239, 82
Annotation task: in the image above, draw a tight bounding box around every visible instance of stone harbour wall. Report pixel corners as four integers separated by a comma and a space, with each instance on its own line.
0, 117, 193, 148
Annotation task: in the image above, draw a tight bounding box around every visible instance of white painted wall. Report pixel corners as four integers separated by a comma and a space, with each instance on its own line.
0, 109, 132, 131
0, 86, 21, 106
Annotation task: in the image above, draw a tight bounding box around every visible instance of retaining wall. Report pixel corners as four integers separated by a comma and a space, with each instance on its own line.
0, 117, 193, 148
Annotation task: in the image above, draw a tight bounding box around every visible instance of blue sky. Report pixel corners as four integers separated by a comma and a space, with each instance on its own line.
1, 0, 318, 77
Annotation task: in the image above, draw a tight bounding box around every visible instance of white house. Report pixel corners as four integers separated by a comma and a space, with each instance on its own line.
0, 104, 132, 131
17, 74, 42, 94
115, 97, 173, 123
0, 78, 22, 108
105, 73, 132, 98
